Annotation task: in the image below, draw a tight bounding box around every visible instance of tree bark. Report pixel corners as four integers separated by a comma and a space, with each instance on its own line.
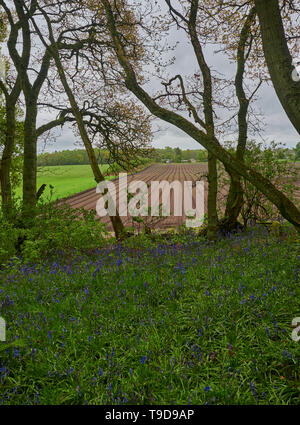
0, 105, 16, 214
224, 8, 256, 230
207, 153, 218, 239
0, 11, 22, 217
22, 98, 38, 215
254, 0, 300, 134
3, 0, 41, 218
188, 0, 218, 239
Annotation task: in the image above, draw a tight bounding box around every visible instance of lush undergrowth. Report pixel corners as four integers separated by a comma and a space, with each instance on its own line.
0, 227, 299, 405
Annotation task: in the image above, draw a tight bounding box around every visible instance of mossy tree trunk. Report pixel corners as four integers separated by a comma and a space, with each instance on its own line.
188, 0, 218, 239
207, 153, 218, 239
22, 98, 38, 216
224, 8, 256, 230
254, 0, 300, 134
0, 104, 17, 215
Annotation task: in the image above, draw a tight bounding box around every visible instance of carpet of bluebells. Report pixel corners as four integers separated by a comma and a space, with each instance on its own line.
0, 226, 299, 405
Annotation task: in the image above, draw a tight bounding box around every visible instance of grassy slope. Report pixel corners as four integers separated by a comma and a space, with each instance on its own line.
0, 227, 299, 405
15, 165, 111, 201
14, 163, 153, 201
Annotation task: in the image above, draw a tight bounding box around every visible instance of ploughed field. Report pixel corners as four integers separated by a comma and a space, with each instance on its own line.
59, 163, 300, 231
59, 164, 210, 231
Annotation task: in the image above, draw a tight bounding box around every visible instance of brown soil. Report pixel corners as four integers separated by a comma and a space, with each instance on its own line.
58, 163, 300, 231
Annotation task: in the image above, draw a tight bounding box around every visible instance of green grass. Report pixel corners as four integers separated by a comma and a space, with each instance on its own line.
0, 227, 299, 405
15, 165, 112, 201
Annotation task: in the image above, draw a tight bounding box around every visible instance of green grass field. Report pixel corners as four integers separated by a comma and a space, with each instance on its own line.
15, 165, 112, 201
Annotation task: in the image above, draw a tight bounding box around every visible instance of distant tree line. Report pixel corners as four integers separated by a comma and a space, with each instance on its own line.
37, 147, 209, 166
37, 145, 297, 167
153, 147, 208, 163
37, 149, 112, 167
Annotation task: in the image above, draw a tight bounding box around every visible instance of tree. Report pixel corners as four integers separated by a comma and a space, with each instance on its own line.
0, 0, 76, 218
219, 140, 298, 227
1, 1, 152, 238
38, 7, 126, 238
254, 0, 300, 134
174, 147, 182, 163
175, 2, 265, 231
27, 0, 152, 238
156, 1, 219, 238
0, 10, 22, 215
0, 101, 24, 207
197, 150, 207, 162
223, 6, 259, 230
187, 0, 218, 239
295, 143, 300, 161
190, 0, 299, 230
101, 0, 300, 232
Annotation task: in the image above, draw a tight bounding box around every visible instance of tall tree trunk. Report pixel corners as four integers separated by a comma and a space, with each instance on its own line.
0, 75, 21, 218
224, 7, 256, 230
188, 0, 218, 239
22, 99, 38, 218
224, 173, 244, 230
207, 152, 218, 239
223, 100, 248, 230
0, 105, 16, 216
254, 0, 300, 134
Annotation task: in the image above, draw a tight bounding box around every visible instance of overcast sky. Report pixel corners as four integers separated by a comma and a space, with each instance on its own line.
37, 6, 300, 154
